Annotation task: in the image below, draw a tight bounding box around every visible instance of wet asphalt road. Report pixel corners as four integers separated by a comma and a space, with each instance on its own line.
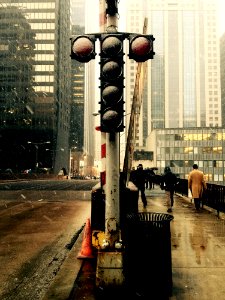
0, 179, 97, 191
0, 179, 98, 300
2, 181, 225, 299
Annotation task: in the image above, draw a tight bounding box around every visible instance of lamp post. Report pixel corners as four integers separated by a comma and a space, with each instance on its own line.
69, 146, 77, 179
27, 141, 50, 171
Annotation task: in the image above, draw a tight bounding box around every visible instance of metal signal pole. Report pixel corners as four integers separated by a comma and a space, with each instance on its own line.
70, 0, 155, 290
95, 0, 124, 291
103, 0, 120, 249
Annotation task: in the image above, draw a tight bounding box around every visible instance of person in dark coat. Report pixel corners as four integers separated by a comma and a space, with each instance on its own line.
129, 167, 136, 183
145, 168, 155, 189
161, 166, 177, 212
130, 164, 147, 208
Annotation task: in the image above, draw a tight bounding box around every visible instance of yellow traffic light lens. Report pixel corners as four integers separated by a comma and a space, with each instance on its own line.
102, 110, 121, 128
102, 36, 123, 56
102, 85, 122, 104
102, 61, 121, 80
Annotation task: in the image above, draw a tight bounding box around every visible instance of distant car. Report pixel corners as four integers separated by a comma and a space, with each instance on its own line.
5, 168, 13, 174
21, 169, 31, 174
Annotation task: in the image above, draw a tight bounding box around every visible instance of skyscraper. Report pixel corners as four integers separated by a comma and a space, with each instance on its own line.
125, 0, 221, 147
71, 0, 85, 27
0, 1, 71, 174
220, 32, 225, 127
70, 25, 85, 153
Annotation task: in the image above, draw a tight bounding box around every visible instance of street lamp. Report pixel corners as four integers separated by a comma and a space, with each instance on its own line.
27, 141, 50, 171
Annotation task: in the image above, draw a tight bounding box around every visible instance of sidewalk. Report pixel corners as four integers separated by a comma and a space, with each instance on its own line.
44, 185, 225, 300
144, 186, 225, 299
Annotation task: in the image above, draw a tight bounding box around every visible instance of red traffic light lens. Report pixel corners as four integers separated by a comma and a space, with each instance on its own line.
129, 34, 155, 62
71, 36, 95, 62
72, 37, 94, 56
130, 36, 152, 56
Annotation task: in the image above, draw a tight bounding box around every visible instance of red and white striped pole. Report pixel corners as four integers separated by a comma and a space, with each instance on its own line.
100, 136, 106, 188
103, 1, 120, 247
99, 0, 120, 247
96, 1, 124, 290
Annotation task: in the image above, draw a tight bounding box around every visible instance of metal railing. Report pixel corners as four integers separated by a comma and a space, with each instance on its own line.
155, 176, 225, 217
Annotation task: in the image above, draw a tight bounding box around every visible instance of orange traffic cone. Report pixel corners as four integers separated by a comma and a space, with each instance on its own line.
77, 218, 94, 259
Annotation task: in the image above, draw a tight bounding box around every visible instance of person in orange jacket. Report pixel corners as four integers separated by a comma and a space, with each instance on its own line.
188, 164, 207, 211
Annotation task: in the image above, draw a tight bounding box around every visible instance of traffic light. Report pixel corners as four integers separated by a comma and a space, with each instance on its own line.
128, 34, 155, 62
70, 35, 96, 63
99, 34, 125, 133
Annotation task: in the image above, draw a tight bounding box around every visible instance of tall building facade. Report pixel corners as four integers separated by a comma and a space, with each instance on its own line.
71, 0, 85, 27
0, 0, 71, 174
220, 32, 225, 127
83, 0, 101, 176
146, 127, 225, 184
70, 5, 85, 175
70, 0, 98, 177
125, 0, 221, 148
70, 0, 114, 177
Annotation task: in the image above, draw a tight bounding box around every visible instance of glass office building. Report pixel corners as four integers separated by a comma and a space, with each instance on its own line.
0, 1, 71, 174
146, 127, 225, 185
123, 0, 224, 184
125, 0, 221, 146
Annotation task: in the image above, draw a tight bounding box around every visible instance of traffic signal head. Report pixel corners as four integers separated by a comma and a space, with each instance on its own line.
70, 35, 96, 63
128, 34, 155, 62
99, 34, 125, 133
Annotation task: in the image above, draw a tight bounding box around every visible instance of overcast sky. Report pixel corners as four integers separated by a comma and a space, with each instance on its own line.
87, 1, 225, 37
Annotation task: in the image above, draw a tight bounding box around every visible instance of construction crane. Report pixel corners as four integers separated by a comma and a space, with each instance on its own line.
123, 18, 149, 186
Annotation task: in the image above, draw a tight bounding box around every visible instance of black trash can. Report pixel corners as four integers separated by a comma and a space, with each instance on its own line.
91, 183, 105, 231
124, 212, 174, 299
120, 182, 138, 222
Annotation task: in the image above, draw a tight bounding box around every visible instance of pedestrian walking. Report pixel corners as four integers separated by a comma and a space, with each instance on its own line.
161, 166, 177, 212
145, 168, 155, 190
129, 167, 136, 183
130, 164, 147, 208
188, 164, 207, 211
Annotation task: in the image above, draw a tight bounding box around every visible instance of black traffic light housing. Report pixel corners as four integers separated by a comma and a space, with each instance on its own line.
99, 34, 125, 133
128, 34, 155, 62
70, 35, 96, 63
106, 0, 118, 15
70, 32, 155, 132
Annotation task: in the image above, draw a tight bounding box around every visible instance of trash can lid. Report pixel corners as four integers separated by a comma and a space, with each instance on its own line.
126, 212, 174, 222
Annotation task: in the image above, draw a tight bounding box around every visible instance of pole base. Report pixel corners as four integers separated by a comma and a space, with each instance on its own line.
96, 251, 125, 290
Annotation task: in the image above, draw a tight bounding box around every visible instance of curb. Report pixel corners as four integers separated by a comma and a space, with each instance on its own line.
42, 229, 84, 300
